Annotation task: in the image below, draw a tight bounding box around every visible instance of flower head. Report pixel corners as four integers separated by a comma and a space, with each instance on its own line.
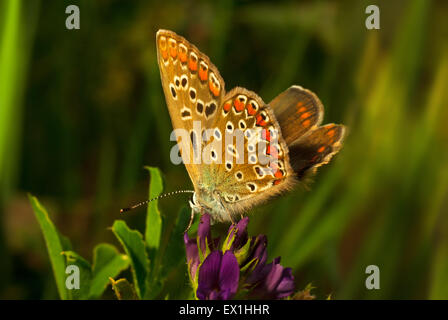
248, 257, 295, 299
184, 213, 296, 300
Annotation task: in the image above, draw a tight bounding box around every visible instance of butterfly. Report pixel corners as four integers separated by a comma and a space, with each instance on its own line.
156, 29, 345, 227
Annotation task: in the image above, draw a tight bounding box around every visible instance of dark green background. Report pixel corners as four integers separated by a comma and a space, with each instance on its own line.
1, 0, 447, 299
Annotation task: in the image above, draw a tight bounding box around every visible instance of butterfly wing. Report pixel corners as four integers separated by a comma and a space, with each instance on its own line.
156, 30, 226, 187
289, 124, 345, 179
156, 30, 295, 222
268, 85, 323, 145
269, 86, 346, 179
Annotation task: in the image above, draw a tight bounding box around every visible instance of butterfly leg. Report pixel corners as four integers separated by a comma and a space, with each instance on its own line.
184, 209, 195, 233
216, 193, 236, 224
227, 210, 236, 225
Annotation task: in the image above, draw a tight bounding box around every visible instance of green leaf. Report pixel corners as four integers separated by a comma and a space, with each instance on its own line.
112, 220, 149, 299
89, 243, 130, 299
110, 278, 139, 300
29, 194, 69, 300
61, 251, 92, 300
144, 166, 163, 261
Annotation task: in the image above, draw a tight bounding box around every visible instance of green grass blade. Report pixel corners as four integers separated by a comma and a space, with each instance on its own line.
29, 194, 69, 300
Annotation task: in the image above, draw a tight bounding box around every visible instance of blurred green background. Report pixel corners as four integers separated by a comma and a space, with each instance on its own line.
1, 0, 447, 299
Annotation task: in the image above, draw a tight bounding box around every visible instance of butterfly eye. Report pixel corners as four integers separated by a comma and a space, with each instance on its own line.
189, 193, 199, 208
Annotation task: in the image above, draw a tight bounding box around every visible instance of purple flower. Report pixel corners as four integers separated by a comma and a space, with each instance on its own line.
244, 235, 268, 282
249, 257, 295, 299
185, 213, 296, 300
196, 251, 240, 300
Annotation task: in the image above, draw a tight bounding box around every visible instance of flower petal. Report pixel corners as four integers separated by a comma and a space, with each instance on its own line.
248, 257, 295, 299
245, 235, 269, 284
197, 251, 222, 299
264, 261, 284, 292
275, 268, 295, 298
184, 233, 200, 279
226, 217, 249, 250
218, 251, 240, 298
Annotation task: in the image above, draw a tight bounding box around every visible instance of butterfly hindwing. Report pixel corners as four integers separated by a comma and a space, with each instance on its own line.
288, 124, 345, 179
269, 85, 323, 145
270, 85, 345, 179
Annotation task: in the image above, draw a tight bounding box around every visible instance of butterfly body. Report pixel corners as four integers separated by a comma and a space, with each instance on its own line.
156, 30, 345, 223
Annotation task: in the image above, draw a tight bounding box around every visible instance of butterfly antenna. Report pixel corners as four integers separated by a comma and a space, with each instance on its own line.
120, 190, 195, 213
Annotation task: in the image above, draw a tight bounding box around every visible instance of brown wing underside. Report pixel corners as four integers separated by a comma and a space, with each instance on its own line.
269, 85, 346, 179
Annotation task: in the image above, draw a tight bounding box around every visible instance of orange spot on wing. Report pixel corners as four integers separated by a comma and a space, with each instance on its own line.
246, 103, 256, 115
161, 50, 168, 60
234, 98, 245, 112
261, 129, 271, 141
300, 112, 311, 119
256, 115, 267, 126
327, 129, 335, 137
170, 44, 177, 58
302, 119, 311, 127
317, 146, 325, 153
188, 57, 198, 72
274, 180, 281, 185
223, 102, 231, 112
274, 169, 283, 178
298, 106, 306, 113
159, 37, 168, 60
209, 80, 220, 97
179, 49, 188, 63
199, 67, 208, 81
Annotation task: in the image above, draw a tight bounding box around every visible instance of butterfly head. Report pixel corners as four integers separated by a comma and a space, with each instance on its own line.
188, 188, 228, 222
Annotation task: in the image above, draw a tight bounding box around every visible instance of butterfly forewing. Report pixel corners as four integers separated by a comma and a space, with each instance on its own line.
156, 30, 225, 186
